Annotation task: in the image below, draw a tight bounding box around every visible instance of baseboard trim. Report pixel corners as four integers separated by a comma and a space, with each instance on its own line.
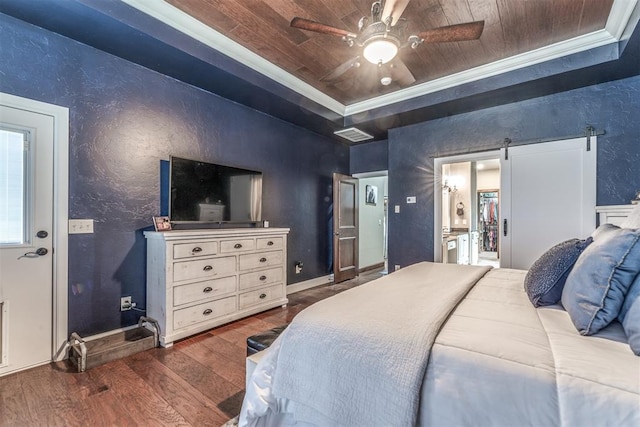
287, 274, 333, 295
359, 262, 385, 274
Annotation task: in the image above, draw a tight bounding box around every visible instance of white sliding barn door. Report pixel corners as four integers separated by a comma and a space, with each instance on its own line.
500, 137, 596, 270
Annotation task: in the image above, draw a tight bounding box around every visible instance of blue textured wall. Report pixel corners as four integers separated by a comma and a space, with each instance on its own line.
0, 14, 348, 335
350, 139, 389, 174
387, 76, 640, 268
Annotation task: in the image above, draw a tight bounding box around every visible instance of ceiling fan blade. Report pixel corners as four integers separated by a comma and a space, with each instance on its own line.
390, 59, 416, 86
418, 21, 485, 43
291, 17, 356, 38
381, 0, 410, 26
321, 56, 361, 82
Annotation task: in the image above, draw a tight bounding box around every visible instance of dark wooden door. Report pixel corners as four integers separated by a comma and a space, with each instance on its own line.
333, 173, 359, 283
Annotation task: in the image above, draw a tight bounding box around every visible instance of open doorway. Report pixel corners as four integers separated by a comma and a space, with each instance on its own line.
353, 172, 388, 276
434, 154, 500, 267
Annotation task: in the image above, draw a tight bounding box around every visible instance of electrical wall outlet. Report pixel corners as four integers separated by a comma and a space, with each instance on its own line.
394, 264, 401, 271
120, 296, 132, 311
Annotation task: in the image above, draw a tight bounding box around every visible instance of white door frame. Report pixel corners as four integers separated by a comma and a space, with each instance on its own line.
433, 151, 500, 262
1, 92, 69, 361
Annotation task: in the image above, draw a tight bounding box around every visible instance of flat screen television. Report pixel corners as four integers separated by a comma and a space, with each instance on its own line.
169, 156, 263, 223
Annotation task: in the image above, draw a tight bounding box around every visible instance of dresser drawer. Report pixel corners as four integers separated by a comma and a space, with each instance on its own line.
173, 296, 237, 329
173, 241, 218, 259
239, 267, 283, 291
173, 256, 236, 282
238, 284, 284, 310
220, 238, 255, 253
173, 276, 237, 306
256, 236, 283, 250
239, 250, 284, 271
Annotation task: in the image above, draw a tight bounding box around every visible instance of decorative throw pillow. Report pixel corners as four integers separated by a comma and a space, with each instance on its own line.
562, 227, 640, 335
618, 274, 640, 355
524, 237, 593, 307
591, 223, 620, 241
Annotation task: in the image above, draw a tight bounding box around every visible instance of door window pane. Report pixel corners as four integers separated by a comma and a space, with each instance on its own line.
0, 128, 26, 245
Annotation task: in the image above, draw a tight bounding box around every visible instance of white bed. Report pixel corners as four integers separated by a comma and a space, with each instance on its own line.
240, 263, 640, 426
239, 205, 640, 426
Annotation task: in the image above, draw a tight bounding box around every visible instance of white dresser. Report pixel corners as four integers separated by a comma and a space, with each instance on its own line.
144, 228, 289, 347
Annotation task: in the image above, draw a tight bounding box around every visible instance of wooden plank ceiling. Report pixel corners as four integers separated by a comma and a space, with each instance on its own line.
166, 0, 614, 105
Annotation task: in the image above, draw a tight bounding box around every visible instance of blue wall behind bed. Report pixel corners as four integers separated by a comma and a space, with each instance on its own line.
0, 13, 348, 336
385, 74, 640, 268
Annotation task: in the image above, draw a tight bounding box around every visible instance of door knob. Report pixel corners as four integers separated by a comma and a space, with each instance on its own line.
17, 247, 48, 260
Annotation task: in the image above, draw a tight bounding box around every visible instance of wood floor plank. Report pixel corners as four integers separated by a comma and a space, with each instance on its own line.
153, 346, 243, 419
0, 372, 33, 425
124, 350, 226, 426
179, 337, 247, 388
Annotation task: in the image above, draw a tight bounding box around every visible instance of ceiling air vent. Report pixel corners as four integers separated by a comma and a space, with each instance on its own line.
334, 127, 374, 143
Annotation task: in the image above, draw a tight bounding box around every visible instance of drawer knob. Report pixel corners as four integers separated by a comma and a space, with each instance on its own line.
203, 265, 213, 272
259, 275, 267, 281
267, 241, 274, 246
259, 257, 267, 263
259, 293, 267, 299
203, 308, 213, 316
234, 243, 242, 249
192, 247, 202, 253
203, 286, 213, 293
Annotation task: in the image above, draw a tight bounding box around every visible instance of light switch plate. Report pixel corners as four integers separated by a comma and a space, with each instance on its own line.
69, 219, 94, 234
394, 205, 400, 213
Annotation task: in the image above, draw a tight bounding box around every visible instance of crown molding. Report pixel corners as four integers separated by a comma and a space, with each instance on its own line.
344, 29, 618, 116
121, 0, 346, 116
123, 0, 637, 119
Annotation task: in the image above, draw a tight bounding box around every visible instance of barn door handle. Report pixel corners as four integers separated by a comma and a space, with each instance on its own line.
503, 219, 508, 236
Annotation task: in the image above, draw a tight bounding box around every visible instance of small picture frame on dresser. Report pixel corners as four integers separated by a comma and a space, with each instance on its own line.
153, 216, 172, 232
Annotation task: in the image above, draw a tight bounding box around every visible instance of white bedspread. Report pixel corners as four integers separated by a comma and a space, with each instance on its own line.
248, 262, 491, 426
421, 268, 640, 426
241, 264, 640, 427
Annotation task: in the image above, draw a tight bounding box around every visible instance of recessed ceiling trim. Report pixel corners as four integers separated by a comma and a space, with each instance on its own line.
124, 0, 636, 119
606, 0, 639, 39
121, 0, 346, 116
344, 29, 619, 116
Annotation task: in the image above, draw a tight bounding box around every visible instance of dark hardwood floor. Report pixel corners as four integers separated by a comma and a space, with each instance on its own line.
0, 269, 383, 427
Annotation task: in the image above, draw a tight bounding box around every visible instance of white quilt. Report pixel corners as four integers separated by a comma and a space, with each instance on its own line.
240, 264, 640, 427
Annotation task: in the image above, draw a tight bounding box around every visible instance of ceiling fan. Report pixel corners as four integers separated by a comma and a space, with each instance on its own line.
291, 0, 484, 87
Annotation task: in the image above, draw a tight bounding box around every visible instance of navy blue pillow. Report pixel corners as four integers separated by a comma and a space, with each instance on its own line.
562, 227, 640, 335
524, 238, 593, 307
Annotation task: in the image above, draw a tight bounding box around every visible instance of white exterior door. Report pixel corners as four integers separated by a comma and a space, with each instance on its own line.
500, 137, 596, 270
0, 105, 54, 376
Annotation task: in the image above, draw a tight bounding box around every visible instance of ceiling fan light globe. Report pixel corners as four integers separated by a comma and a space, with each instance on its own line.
363, 39, 398, 64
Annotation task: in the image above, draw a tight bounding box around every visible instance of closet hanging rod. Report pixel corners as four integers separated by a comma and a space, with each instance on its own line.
430, 126, 605, 159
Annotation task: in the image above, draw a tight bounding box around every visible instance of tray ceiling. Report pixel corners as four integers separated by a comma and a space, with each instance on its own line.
124, 0, 632, 114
